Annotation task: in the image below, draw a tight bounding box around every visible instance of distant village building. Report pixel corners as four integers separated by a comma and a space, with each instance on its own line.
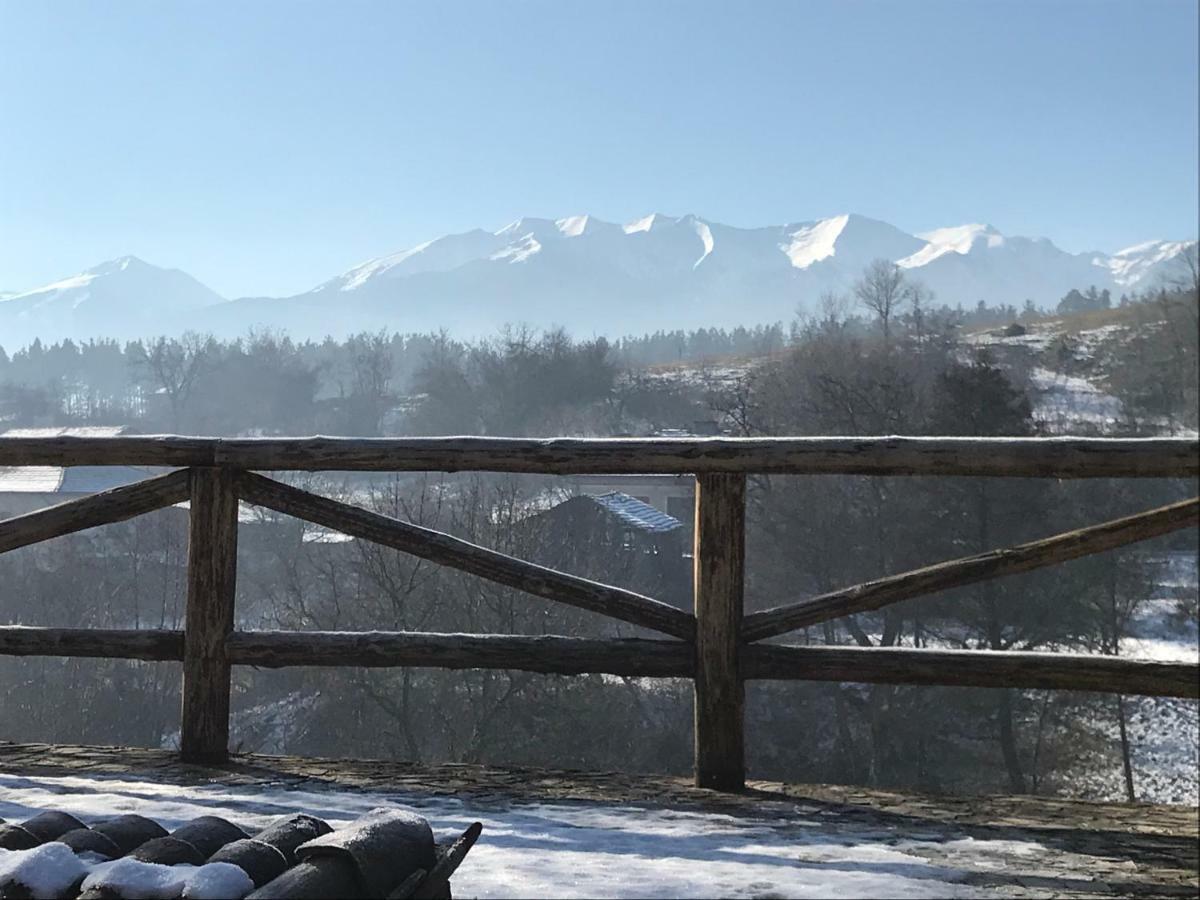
518, 490, 692, 611
563, 475, 695, 528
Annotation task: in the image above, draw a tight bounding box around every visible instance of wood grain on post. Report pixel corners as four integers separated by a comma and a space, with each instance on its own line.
743, 496, 1200, 642
0, 435, 1194, 477
693, 473, 747, 792
742, 644, 1200, 699
180, 467, 239, 763
0, 469, 190, 555
238, 471, 695, 640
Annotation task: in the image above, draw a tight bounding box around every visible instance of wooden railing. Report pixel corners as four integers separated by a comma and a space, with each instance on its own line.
0, 435, 1197, 792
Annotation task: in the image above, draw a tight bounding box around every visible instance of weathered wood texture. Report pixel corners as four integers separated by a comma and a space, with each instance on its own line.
744, 496, 1200, 642
693, 473, 747, 792
0, 626, 183, 661
226, 631, 693, 677
238, 471, 695, 640
3, 626, 1192, 700
0, 469, 190, 555
0, 435, 1194, 476
180, 468, 239, 763
742, 644, 1200, 699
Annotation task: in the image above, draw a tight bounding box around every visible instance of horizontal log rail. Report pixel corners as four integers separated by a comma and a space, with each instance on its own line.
0, 434, 1195, 476
742, 644, 1200, 699
0, 469, 190, 555
238, 471, 695, 640
0, 626, 184, 661
3, 626, 1195, 700
227, 630, 693, 676
743, 496, 1200, 642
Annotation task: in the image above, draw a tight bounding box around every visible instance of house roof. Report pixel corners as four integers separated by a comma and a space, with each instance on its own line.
588, 491, 683, 534
0, 465, 153, 495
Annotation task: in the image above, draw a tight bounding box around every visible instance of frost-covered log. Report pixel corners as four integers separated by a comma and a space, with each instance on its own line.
0, 434, 1193, 477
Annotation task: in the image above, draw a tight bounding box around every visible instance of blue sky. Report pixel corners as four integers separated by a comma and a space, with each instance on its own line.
1, 0, 1196, 298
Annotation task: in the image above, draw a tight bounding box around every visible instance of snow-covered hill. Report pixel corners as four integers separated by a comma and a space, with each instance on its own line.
3, 216, 1195, 347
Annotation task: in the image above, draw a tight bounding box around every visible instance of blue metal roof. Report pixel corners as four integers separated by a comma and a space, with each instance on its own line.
587, 491, 683, 534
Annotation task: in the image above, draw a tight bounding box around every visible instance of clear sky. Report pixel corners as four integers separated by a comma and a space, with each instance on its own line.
1, 0, 1197, 298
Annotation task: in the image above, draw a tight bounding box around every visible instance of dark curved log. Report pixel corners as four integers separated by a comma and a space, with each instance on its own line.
238, 471, 695, 640
743, 497, 1200, 642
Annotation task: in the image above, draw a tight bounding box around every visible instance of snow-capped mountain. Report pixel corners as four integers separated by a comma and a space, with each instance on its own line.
264, 213, 1193, 336
0, 256, 225, 348
1099, 239, 1197, 288
2, 217, 1195, 347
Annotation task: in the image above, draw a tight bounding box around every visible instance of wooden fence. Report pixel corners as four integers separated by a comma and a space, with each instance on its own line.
0, 435, 1197, 791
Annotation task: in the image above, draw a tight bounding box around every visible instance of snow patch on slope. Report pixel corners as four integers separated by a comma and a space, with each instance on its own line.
781, 215, 849, 268
692, 220, 714, 268
900, 224, 1005, 268
1102, 239, 1197, 286
556, 215, 590, 237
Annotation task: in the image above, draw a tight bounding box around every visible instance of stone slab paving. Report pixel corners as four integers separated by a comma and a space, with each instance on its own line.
1, 741, 1196, 897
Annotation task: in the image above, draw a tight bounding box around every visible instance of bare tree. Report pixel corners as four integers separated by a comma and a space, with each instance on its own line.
854, 260, 914, 343
130, 332, 214, 430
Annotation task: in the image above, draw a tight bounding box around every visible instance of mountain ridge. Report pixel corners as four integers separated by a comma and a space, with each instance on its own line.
2, 214, 1195, 347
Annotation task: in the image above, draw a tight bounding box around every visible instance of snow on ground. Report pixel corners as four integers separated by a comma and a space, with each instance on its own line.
963, 327, 1057, 352
0, 772, 1045, 899
1027, 367, 1122, 432
1078, 551, 1200, 805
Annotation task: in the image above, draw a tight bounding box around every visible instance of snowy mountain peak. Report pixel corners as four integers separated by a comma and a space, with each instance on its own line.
4, 214, 1196, 348
0, 256, 225, 348
900, 223, 1008, 268
782, 214, 928, 270
1103, 238, 1198, 286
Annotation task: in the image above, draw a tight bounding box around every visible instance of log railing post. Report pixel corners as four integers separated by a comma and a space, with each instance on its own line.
180, 467, 239, 763
693, 472, 746, 791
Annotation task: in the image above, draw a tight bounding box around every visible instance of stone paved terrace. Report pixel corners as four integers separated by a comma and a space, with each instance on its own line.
1, 741, 1197, 898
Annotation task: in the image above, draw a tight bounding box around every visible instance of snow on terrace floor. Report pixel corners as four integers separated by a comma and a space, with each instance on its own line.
0, 772, 983, 899
2, 769, 1189, 899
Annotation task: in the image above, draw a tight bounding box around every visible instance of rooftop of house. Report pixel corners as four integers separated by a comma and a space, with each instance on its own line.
587, 491, 684, 534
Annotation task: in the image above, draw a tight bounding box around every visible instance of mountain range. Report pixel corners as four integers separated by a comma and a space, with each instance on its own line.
2, 213, 1195, 349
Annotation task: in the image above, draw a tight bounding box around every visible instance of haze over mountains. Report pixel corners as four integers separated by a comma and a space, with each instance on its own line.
2, 213, 1195, 349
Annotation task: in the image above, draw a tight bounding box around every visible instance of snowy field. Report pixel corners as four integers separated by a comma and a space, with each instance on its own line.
0, 771, 1077, 899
